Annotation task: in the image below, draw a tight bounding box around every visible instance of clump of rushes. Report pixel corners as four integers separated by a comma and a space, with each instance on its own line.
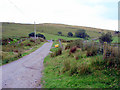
62, 59, 70, 73
69, 61, 78, 75
77, 63, 92, 75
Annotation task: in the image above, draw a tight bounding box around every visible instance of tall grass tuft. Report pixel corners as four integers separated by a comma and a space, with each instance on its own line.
77, 63, 92, 75
62, 59, 70, 73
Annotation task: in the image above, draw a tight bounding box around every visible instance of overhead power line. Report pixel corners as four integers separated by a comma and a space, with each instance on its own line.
7, 0, 24, 15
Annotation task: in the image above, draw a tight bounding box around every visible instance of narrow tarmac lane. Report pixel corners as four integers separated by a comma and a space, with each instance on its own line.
1, 41, 53, 88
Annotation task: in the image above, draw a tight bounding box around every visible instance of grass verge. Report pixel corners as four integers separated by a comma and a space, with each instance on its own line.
1, 42, 45, 65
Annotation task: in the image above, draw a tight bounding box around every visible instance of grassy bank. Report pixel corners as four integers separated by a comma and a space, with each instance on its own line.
41, 41, 119, 88
1, 38, 46, 65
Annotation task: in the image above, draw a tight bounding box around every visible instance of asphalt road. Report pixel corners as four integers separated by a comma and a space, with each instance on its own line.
1, 41, 53, 88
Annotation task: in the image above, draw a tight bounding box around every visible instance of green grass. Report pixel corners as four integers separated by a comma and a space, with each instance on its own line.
2, 22, 114, 39
21, 42, 45, 57
42, 42, 119, 88
43, 33, 80, 40
112, 36, 120, 43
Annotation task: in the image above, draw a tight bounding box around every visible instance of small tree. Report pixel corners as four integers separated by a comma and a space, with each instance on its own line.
36, 33, 46, 39
75, 29, 89, 39
99, 32, 113, 44
58, 32, 62, 36
68, 32, 73, 37
29, 32, 35, 37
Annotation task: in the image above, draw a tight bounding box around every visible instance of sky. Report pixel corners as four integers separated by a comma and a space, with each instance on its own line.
0, 0, 119, 30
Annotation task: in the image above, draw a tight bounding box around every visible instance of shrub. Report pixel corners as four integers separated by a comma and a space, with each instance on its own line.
86, 48, 98, 57
29, 32, 35, 37
58, 32, 62, 36
65, 40, 83, 50
36, 33, 46, 39
75, 29, 89, 39
51, 48, 62, 57
99, 32, 113, 44
54, 48, 62, 56
82, 42, 100, 56
68, 32, 73, 37
103, 45, 120, 68
26, 43, 31, 46
69, 46, 77, 54
73, 40, 83, 48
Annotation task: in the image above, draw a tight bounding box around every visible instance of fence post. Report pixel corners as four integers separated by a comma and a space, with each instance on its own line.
59, 39, 62, 49
103, 42, 107, 60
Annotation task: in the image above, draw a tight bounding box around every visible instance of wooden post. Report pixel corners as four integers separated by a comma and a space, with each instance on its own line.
103, 42, 107, 60
59, 39, 62, 49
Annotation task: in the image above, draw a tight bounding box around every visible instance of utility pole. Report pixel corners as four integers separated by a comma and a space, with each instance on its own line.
34, 21, 36, 41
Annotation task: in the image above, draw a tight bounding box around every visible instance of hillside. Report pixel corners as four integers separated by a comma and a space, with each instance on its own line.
2, 22, 114, 39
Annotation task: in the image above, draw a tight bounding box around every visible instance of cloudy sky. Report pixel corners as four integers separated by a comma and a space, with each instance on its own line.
0, 0, 118, 30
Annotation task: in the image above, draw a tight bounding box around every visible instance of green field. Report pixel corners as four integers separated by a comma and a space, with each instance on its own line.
112, 36, 120, 43
42, 33, 80, 40
2, 22, 114, 39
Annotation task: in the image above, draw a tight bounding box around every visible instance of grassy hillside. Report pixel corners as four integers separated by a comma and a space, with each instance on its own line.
2, 22, 114, 39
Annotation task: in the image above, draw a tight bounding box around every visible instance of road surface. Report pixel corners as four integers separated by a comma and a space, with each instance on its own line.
1, 41, 53, 88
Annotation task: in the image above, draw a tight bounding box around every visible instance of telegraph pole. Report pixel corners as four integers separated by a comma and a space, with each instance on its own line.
34, 21, 36, 41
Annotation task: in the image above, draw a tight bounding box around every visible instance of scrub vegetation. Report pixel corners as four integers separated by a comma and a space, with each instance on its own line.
42, 39, 120, 88
1, 38, 46, 65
